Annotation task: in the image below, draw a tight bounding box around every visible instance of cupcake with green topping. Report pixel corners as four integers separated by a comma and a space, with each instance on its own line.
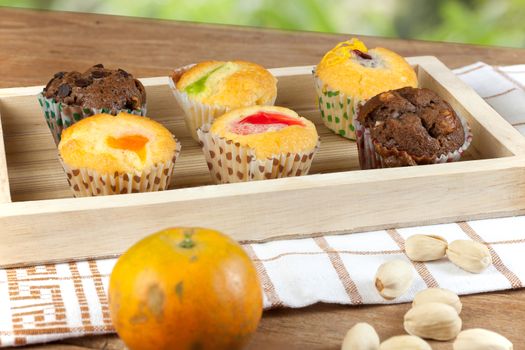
38, 64, 147, 145
169, 60, 277, 141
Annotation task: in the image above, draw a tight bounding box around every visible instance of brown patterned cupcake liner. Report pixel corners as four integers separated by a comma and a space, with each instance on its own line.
37, 93, 147, 146
312, 70, 363, 140
355, 115, 473, 169
59, 141, 181, 197
169, 64, 276, 142
197, 124, 320, 184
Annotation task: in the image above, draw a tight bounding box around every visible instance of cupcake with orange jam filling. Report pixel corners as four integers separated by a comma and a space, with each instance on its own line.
314, 38, 418, 140
58, 112, 180, 197
197, 106, 319, 183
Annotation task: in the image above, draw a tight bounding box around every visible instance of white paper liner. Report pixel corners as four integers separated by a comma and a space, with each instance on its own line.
168, 64, 277, 142
37, 93, 147, 146
59, 141, 181, 197
312, 70, 363, 140
355, 113, 473, 169
197, 124, 319, 184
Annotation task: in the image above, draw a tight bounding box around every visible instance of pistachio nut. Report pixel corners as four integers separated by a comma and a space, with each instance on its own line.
405, 234, 448, 262
379, 335, 432, 350
375, 260, 414, 300
341, 322, 380, 350
446, 240, 492, 273
404, 302, 462, 341
413, 288, 462, 314
453, 328, 513, 350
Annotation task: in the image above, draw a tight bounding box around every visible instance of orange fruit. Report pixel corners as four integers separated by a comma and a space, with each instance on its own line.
108, 227, 263, 350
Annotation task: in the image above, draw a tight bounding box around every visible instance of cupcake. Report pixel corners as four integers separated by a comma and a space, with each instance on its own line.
197, 106, 319, 183
169, 60, 277, 141
38, 64, 147, 145
355, 87, 472, 169
58, 112, 180, 197
313, 38, 418, 140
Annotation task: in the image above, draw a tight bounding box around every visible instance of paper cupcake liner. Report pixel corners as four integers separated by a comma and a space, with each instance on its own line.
37, 93, 147, 146
312, 70, 363, 140
197, 125, 319, 184
355, 115, 473, 169
169, 64, 277, 142
59, 141, 181, 197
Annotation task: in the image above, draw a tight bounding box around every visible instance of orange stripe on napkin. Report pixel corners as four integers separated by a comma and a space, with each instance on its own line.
458, 222, 523, 289
314, 237, 363, 305
244, 245, 284, 308
387, 229, 439, 288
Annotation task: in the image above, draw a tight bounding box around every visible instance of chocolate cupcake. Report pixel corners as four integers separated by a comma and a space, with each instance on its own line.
355, 87, 472, 169
38, 64, 147, 145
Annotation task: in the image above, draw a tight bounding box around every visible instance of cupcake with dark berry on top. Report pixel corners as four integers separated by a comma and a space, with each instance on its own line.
313, 38, 417, 140
38, 64, 147, 145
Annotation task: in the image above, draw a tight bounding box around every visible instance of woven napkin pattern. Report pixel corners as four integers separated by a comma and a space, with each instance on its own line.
1, 62, 524, 347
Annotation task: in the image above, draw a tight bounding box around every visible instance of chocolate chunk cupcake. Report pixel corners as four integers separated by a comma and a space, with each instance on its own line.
38, 64, 147, 145
355, 87, 472, 169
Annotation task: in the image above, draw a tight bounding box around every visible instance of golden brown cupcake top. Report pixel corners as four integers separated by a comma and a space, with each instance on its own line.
173, 60, 277, 108
316, 38, 417, 99
209, 106, 318, 159
59, 113, 177, 173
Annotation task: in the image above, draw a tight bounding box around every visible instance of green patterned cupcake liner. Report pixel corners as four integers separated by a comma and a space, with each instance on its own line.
37, 93, 147, 146
312, 71, 362, 140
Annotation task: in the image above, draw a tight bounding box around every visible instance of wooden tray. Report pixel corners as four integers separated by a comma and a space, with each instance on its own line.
1, 56, 525, 267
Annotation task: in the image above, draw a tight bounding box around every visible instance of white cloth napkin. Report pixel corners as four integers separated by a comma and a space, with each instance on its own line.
1, 62, 524, 347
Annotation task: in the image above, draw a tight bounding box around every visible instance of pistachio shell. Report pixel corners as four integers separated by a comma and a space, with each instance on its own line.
341, 322, 380, 350
379, 335, 432, 350
413, 288, 462, 314
453, 328, 513, 350
405, 234, 448, 262
447, 240, 492, 273
404, 302, 462, 341
374, 260, 414, 300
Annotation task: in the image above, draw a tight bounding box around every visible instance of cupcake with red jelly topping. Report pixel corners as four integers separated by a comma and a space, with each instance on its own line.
313, 38, 417, 140
197, 106, 319, 183
39, 64, 147, 145
169, 60, 277, 141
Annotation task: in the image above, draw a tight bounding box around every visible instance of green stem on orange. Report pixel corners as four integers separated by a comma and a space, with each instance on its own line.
179, 229, 195, 249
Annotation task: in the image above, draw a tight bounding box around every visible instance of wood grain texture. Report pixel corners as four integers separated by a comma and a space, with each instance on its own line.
0, 109, 12, 203
0, 7, 524, 91
2, 60, 525, 267
1, 7, 525, 350
0, 71, 359, 202
15, 291, 525, 350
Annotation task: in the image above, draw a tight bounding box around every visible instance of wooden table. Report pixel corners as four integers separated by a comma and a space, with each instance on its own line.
1, 7, 524, 349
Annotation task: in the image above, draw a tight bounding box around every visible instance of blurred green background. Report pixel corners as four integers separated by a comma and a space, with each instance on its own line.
1, 0, 524, 48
